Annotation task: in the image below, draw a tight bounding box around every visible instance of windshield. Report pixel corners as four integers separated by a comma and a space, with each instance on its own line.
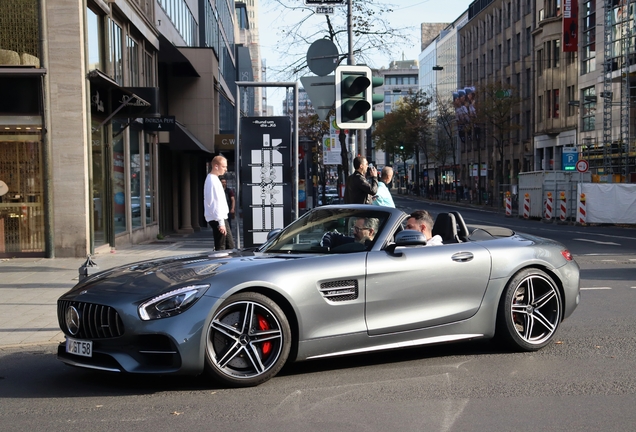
259, 208, 391, 254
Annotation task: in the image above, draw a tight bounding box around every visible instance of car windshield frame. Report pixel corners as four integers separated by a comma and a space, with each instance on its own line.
258, 207, 392, 254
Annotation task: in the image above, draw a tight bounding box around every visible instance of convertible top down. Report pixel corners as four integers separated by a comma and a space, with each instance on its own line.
57, 205, 580, 387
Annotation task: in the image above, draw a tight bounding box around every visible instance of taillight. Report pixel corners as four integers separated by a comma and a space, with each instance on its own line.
561, 250, 573, 261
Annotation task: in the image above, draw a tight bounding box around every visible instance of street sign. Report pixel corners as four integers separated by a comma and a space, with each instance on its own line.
307, 39, 339, 76
143, 116, 175, 131
576, 159, 589, 173
299, 75, 335, 121
304, 0, 344, 4
562, 147, 578, 171
316, 6, 334, 14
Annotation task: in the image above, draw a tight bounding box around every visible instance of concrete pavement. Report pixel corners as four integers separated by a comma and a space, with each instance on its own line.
0, 228, 218, 349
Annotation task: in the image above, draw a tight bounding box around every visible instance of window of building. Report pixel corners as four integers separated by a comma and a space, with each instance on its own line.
506, 38, 511, 64
566, 85, 576, 117
546, 40, 552, 68
553, 39, 560, 68
538, 94, 543, 121
526, 27, 532, 55
582, 86, 596, 131
537, 48, 543, 76
525, 110, 531, 139
109, 19, 123, 85
127, 36, 139, 87
552, 89, 560, 118
87, 8, 104, 71
581, 0, 596, 75
515, 33, 521, 61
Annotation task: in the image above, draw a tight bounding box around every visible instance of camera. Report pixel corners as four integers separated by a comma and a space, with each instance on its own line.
367, 163, 375, 177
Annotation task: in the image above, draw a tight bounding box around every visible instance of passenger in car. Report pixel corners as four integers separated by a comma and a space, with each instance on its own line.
405, 210, 443, 246
321, 217, 379, 249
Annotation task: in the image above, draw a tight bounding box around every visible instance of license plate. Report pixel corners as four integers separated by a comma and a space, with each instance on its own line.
66, 337, 93, 358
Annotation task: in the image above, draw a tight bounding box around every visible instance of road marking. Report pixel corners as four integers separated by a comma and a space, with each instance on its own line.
630, 259, 636, 262
572, 238, 621, 246
580, 287, 612, 290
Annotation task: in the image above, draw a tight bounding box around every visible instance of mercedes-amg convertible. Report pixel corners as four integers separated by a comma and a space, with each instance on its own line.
57, 205, 580, 387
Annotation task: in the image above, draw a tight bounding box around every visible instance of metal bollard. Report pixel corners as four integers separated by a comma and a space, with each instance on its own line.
78, 254, 99, 281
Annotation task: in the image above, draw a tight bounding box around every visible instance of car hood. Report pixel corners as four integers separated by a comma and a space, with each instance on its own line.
62, 249, 309, 301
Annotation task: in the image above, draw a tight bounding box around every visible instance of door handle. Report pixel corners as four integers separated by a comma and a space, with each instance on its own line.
451, 252, 474, 262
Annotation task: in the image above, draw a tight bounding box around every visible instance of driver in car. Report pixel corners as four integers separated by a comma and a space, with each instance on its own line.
321, 217, 379, 250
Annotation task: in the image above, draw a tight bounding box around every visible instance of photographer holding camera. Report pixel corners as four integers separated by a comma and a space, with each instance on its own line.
344, 156, 378, 204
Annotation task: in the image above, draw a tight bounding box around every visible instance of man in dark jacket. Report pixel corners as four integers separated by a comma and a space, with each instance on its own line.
344, 156, 378, 204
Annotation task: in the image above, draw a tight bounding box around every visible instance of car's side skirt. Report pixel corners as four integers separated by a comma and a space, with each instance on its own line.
304, 333, 484, 360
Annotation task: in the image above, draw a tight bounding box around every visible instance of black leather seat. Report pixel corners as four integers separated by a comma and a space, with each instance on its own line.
432, 213, 459, 244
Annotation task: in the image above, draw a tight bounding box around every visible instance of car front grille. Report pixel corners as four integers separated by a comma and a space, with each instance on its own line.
319, 279, 359, 302
57, 300, 125, 339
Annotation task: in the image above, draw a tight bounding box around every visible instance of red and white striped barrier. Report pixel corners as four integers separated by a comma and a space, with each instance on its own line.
523, 194, 530, 219
505, 193, 512, 217
544, 192, 553, 220
559, 191, 567, 222
577, 193, 586, 225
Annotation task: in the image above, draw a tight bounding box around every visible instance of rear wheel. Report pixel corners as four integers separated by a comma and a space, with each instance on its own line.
205, 292, 291, 387
496, 268, 562, 351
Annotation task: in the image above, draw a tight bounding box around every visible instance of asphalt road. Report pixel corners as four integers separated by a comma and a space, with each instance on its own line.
1, 198, 635, 431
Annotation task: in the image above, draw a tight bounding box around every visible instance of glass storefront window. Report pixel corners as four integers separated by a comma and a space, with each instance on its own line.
144, 139, 155, 224
130, 127, 142, 229
91, 120, 106, 247
0, 126, 45, 256
112, 121, 126, 234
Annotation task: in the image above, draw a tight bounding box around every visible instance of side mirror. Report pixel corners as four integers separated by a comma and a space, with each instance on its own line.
386, 230, 427, 256
266, 228, 282, 241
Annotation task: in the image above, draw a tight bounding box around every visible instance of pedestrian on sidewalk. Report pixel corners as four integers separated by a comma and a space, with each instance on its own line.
372, 166, 395, 208
204, 155, 235, 250
344, 156, 378, 204
221, 177, 235, 230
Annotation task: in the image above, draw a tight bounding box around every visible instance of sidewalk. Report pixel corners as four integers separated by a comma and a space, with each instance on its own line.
0, 228, 218, 349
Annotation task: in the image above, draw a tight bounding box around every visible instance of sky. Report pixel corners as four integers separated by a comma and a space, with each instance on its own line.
258, 0, 474, 114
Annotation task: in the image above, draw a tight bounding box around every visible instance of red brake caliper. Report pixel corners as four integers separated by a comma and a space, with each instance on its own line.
257, 315, 272, 356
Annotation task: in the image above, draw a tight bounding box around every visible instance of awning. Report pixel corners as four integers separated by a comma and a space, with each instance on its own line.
169, 121, 212, 153
158, 34, 200, 77
88, 70, 159, 130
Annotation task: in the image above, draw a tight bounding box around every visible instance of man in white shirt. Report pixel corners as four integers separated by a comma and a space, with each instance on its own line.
204, 155, 234, 250
405, 210, 443, 246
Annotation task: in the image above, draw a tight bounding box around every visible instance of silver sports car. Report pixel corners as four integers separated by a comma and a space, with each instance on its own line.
57, 205, 580, 387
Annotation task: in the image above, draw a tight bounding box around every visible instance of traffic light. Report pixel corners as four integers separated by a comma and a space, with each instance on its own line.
371, 76, 385, 122
335, 65, 373, 129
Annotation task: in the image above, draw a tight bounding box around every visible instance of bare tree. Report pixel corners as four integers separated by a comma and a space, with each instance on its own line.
474, 82, 522, 205
265, 0, 412, 77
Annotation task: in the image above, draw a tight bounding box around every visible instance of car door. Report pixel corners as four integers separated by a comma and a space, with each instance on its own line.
364, 242, 492, 336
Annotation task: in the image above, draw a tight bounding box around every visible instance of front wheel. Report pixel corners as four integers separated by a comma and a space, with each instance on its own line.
205, 292, 291, 387
496, 268, 562, 351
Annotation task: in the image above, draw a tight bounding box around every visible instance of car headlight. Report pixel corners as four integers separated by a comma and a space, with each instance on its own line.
138, 284, 210, 321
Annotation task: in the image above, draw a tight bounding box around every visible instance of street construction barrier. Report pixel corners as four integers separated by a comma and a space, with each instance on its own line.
505, 192, 512, 217
559, 191, 567, 222
544, 192, 553, 220
577, 193, 586, 225
523, 193, 530, 219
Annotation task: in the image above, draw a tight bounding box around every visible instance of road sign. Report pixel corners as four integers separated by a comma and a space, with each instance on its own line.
307, 39, 339, 76
300, 75, 335, 121
304, 0, 344, 4
562, 147, 578, 171
576, 160, 589, 173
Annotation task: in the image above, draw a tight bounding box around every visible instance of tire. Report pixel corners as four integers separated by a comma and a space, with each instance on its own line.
496, 268, 562, 351
205, 292, 291, 387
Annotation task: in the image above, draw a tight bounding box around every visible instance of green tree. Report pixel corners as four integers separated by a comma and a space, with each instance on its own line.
372, 90, 432, 193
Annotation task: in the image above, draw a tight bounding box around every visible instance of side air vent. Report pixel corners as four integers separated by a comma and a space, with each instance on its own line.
319, 280, 358, 302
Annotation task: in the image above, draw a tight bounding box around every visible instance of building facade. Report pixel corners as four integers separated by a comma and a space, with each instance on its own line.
0, 0, 242, 258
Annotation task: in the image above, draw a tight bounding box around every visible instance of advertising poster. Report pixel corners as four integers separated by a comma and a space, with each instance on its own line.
240, 117, 292, 247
